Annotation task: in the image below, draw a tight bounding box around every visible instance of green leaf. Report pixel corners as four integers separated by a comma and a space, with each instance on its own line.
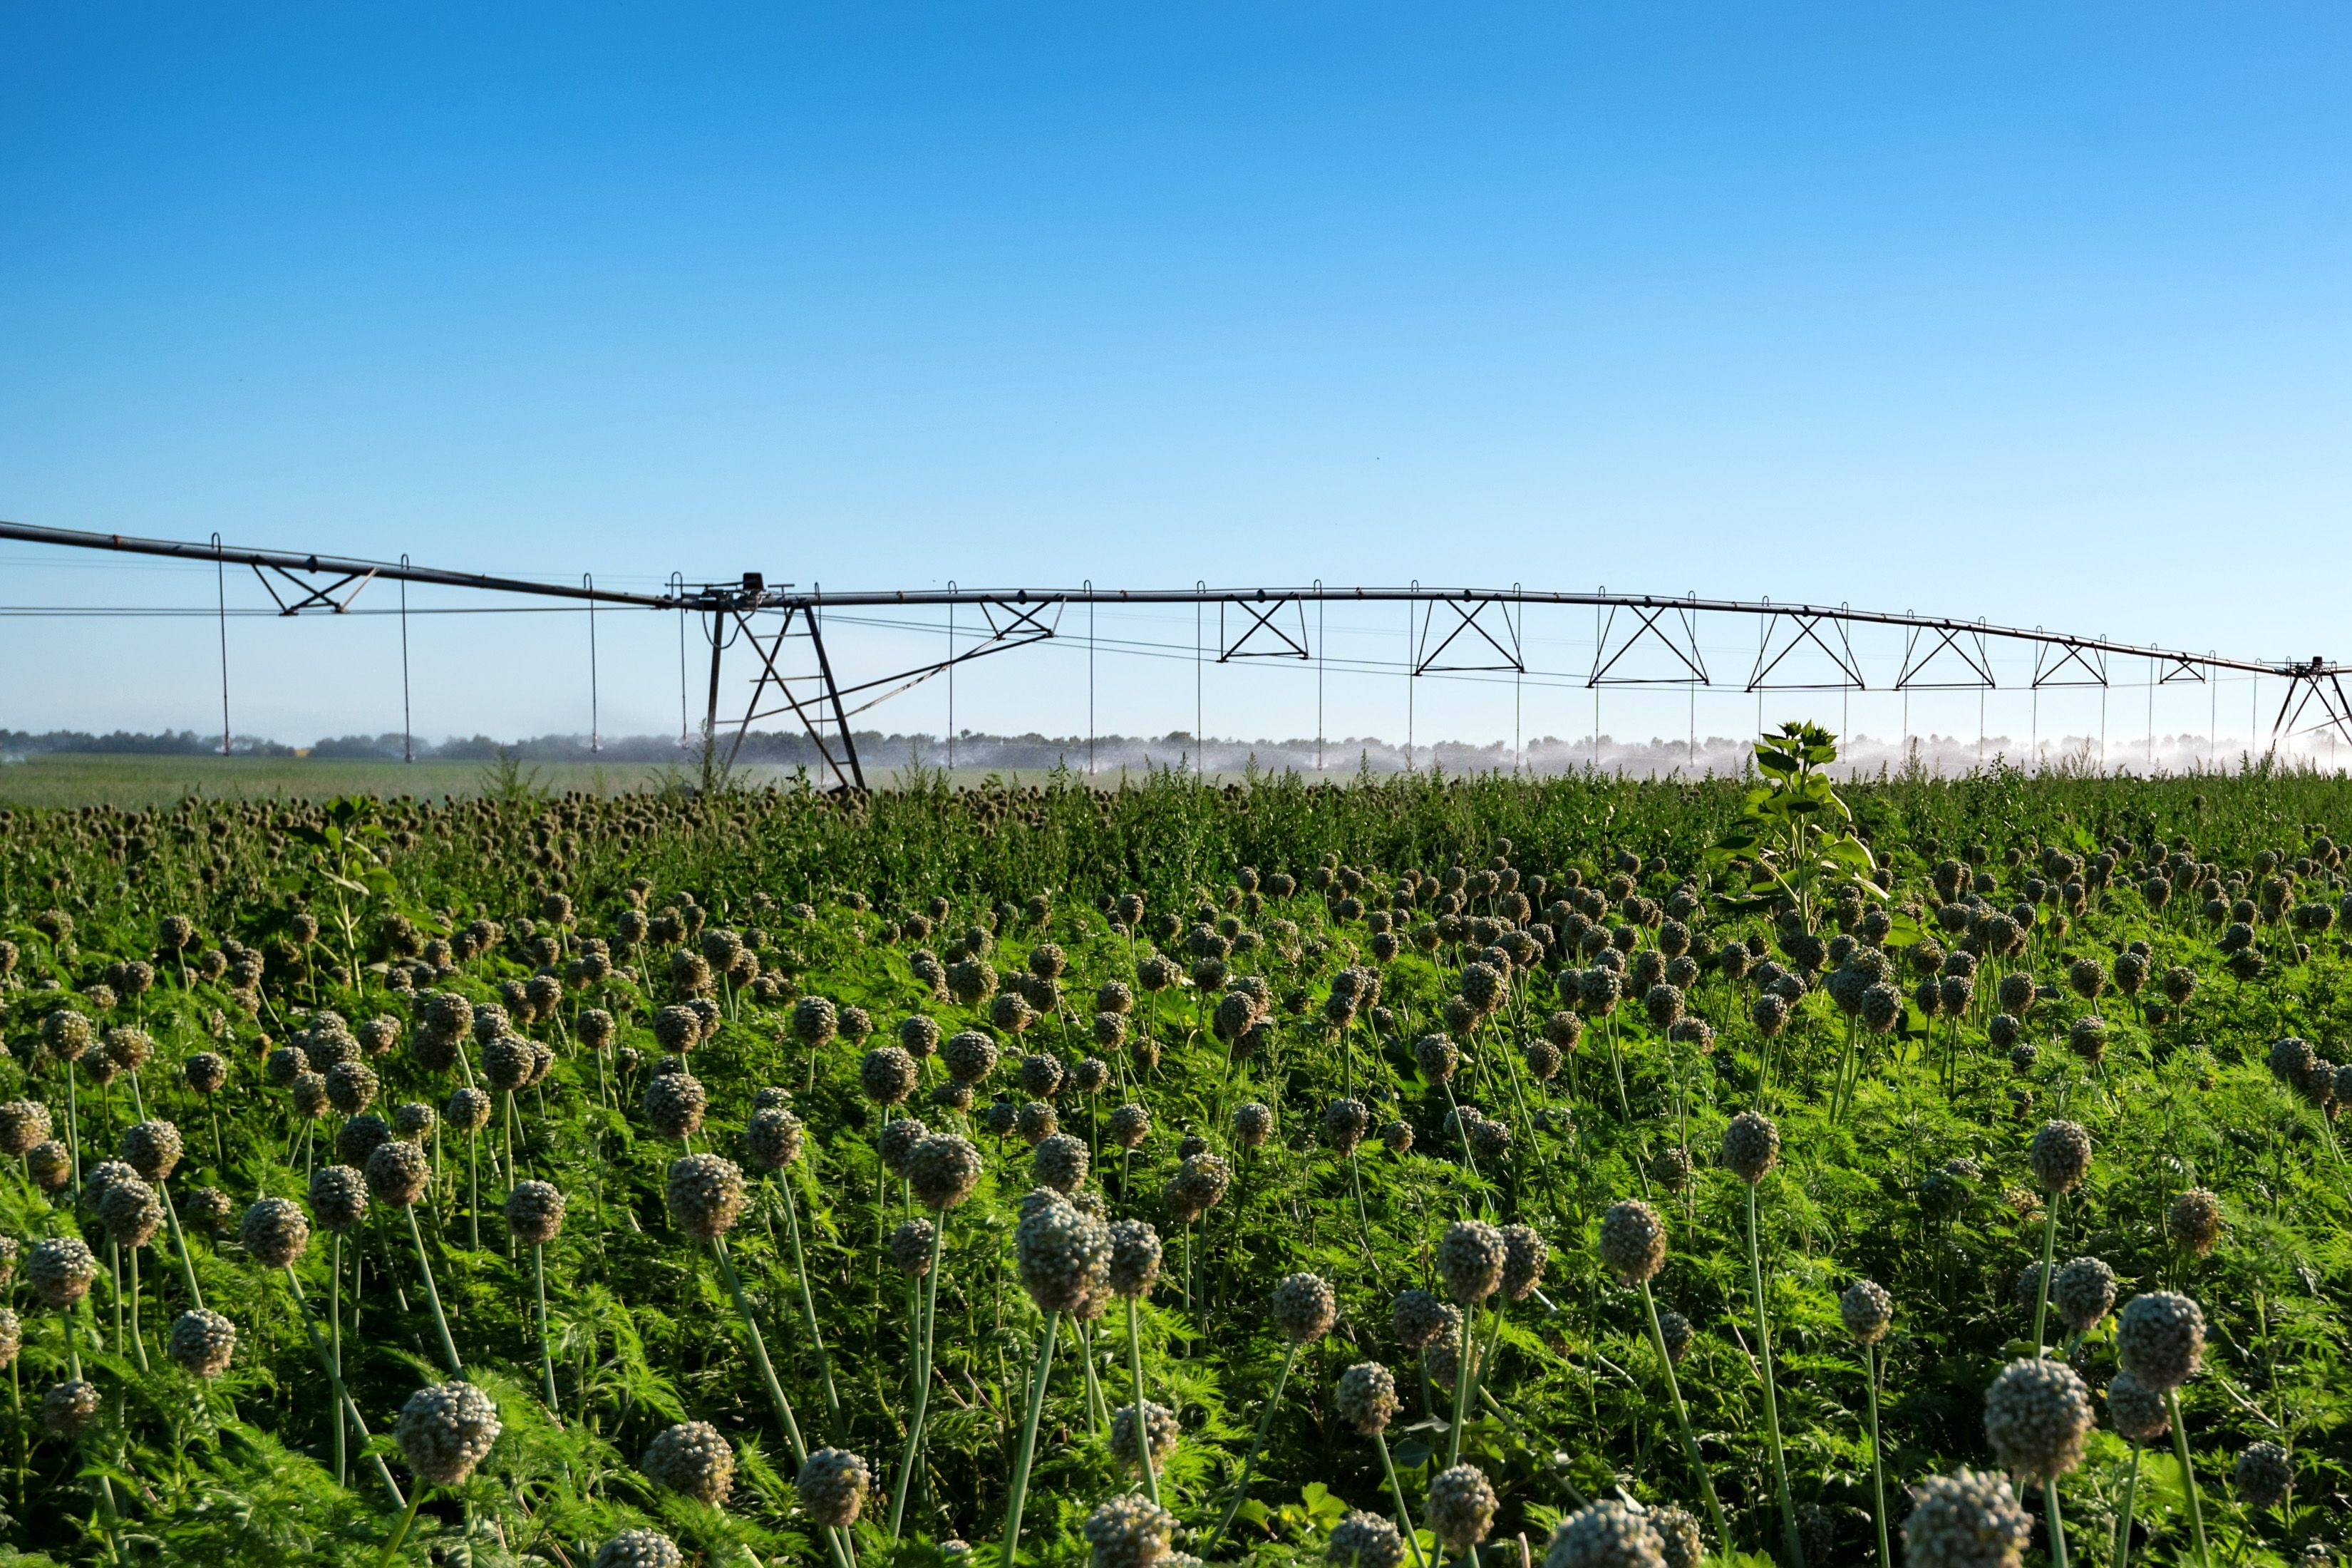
1879, 912, 1927, 947
1818, 837, 1877, 875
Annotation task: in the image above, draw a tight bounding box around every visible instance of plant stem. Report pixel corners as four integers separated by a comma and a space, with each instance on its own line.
1000, 1311, 1061, 1568
2043, 1475, 2071, 1568
1477, 1384, 1588, 1510
1372, 1428, 1428, 1568
532, 1242, 558, 1413
1470, 1299, 1505, 1435
1078, 1316, 1110, 1435
1127, 1294, 1161, 1507
1440, 1083, 1482, 1187
1348, 1149, 1381, 1285
1213, 1338, 1301, 1550
711, 1234, 807, 1462
1604, 1015, 1632, 1123
1446, 1305, 1475, 1467
1639, 1279, 1728, 1550
126, 1246, 151, 1372
403, 1205, 463, 1376
65, 1070, 82, 1188
713, 1233, 855, 1568
158, 1184, 205, 1311
331, 1232, 347, 1487
502, 1092, 517, 1256
2166, 1389, 2213, 1568
1747, 1182, 1802, 1568
375, 1489, 425, 1568
282, 1267, 404, 1507
887, 1218, 946, 1538
778, 1172, 844, 1428
2112, 1442, 2144, 1568
1862, 1342, 1890, 1568
2031, 1191, 2061, 1356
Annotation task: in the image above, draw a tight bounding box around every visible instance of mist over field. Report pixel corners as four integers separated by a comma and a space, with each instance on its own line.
4, 724, 2333, 780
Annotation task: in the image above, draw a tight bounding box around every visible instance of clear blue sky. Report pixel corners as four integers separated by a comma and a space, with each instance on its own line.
4, 4, 2350, 752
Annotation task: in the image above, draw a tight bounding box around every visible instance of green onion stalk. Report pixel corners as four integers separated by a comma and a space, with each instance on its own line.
710, 1233, 855, 1568
281, 1267, 404, 1507
1476, 1384, 1588, 1513
1368, 1420, 1426, 1568
1078, 1315, 1111, 1435
2043, 1468, 2073, 1568
999, 1311, 1061, 1568
330, 1233, 347, 1485
1828, 1016, 1860, 1123
2110, 1438, 2145, 1568
62, 1319, 126, 1551
1347, 1147, 1381, 1286
1861, 1340, 1890, 1568
501, 1091, 520, 1257
2165, 1390, 2214, 1568
1211, 1337, 1303, 1551
1440, 1083, 1482, 1191
532, 1241, 558, 1412
465, 1128, 481, 1252
157, 1182, 205, 1311
886, 1217, 947, 1538
401, 1204, 463, 1377
2029, 1192, 2062, 1357
1445, 1306, 1476, 1468
775, 1170, 843, 1429
1603, 1012, 1633, 1123
1745, 1182, 1804, 1568
64, 1070, 83, 1190
105, 1241, 124, 1358
375, 1491, 428, 1568
124, 1242, 151, 1372
1637, 1279, 1728, 1549
1126, 1294, 1161, 1507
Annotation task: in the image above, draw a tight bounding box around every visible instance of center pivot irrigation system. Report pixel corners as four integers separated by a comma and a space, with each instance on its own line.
6, 517, 2351, 793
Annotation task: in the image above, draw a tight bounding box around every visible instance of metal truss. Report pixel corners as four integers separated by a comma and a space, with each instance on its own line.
2274, 658, 2352, 747
252, 558, 379, 615
2031, 634, 2109, 689
2157, 654, 2208, 685
1896, 621, 1997, 690
1218, 592, 1310, 661
718, 593, 1063, 792
1416, 592, 1523, 675
1591, 598, 1706, 686
1748, 607, 1864, 691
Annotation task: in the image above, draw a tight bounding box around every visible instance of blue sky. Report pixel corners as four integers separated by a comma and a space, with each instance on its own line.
4, 4, 2349, 753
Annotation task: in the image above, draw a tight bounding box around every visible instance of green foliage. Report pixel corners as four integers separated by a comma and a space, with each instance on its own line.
1710, 723, 1882, 928
0, 755, 2347, 1567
